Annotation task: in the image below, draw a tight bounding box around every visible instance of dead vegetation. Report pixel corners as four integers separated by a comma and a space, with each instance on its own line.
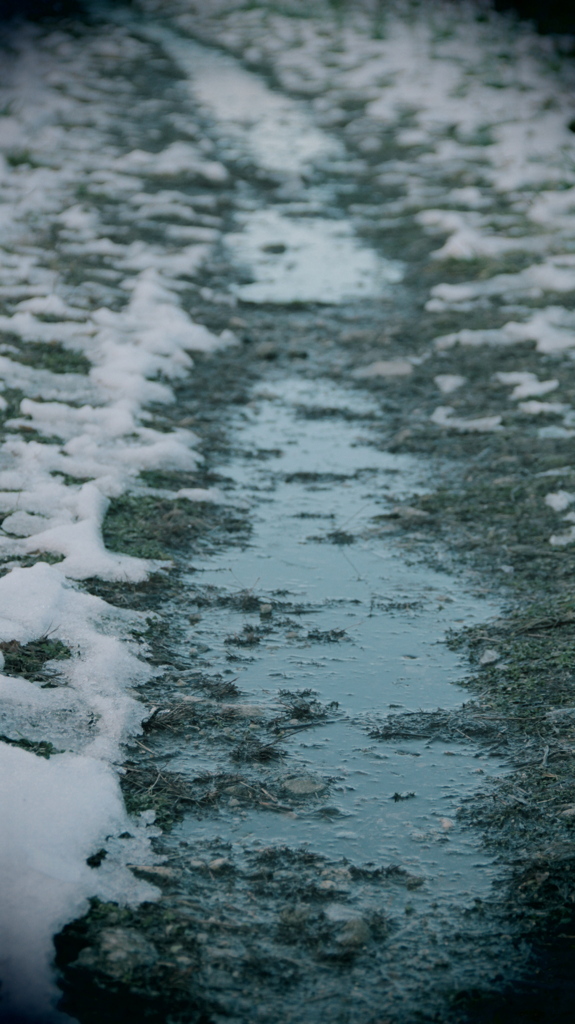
368, 704, 520, 749
142, 701, 238, 735
189, 674, 241, 699
121, 764, 294, 825
103, 495, 250, 560
275, 688, 339, 721
230, 736, 284, 763
0, 635, 71, 681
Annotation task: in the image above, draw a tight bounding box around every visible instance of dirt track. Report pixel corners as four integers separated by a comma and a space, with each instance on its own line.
2, 2, 575, 1022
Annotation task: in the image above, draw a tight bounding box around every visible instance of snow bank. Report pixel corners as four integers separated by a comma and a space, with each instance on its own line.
0, 20, 233, 1020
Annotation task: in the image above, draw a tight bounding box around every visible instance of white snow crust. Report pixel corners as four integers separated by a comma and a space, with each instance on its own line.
0, 19, 232, 1021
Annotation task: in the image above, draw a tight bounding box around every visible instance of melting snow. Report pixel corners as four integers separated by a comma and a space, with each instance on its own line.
226, 208, 402, 304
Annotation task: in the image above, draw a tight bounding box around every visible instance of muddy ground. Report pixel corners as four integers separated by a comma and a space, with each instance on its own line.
57, 247, 575, 1016
2, 2, 575, 1022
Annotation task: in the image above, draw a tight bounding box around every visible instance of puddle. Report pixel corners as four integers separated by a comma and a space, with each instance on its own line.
155, 29, 341, 175
172, 375, 503, 911
226, 207, 403, 303
151, 28, 403, 302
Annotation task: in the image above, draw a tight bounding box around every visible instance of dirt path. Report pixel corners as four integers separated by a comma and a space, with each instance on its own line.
2, 2, 575, 1022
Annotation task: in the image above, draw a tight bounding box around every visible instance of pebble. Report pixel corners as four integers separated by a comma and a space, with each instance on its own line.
259, 603, 273, 616
321, 867, 352, 881
227, 703, 267, 718
283, 776, 326, 795
131, 864, 174, 878
480, 649, 500, 665
390, 505, 430, 520
324, 903, 357, 923
254, 342, 278, 359
209, 857, 232, 872
353, 359, 413, 379
336, 918, 371, 948
75, 928, 157, 977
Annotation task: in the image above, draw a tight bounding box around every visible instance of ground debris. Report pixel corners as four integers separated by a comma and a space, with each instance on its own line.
0, 635, 71, 681
367, 704, 517, 745
142, 701, 238, 734
273, 689, 339, 725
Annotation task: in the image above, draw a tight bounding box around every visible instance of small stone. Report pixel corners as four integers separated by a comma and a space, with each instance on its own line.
209, 857, 232, 872
480, 649, 500, 665
283, 776, 326, 796
131, 864, 174, 878
285, 630, 300, 639
336, 918, 371, 948
439, 818, 455, 831
390, 505, 430, 520
560, 805, 575, 817
353, 359, 413, 379
227, 703, 267, 718
324, 903, 356, 923
254, 342, 278, 360
259, 603, 273, 616
190, 859, 207, 869
75, 928, 157, 978
321, 868, 352, 881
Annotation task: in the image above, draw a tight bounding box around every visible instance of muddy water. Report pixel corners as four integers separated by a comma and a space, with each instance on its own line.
169, 373, 502, 914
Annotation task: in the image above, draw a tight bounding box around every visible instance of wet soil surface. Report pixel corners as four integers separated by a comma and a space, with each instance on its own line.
59, 326, 575, 1008
2, 2, 575, 1022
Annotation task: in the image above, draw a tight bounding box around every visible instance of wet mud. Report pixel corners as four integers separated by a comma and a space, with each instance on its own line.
56, 317, 575, 1020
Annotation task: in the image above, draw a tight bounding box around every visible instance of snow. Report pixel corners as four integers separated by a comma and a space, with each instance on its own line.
226, 208, 402, 304
0, 20, 235, 1019
0, 744, 157, 1022
434, 375, 466, 395
545, 491, 575, 513
430, 406, 503, 433
435, 308, 575, 355
495, 372, 559, 400
0, 563, 161, 1018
